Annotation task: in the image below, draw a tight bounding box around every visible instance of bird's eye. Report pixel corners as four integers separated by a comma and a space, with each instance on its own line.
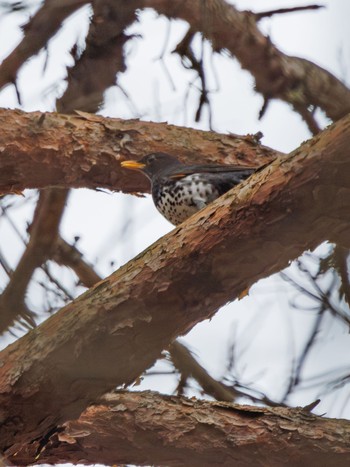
147, 154, 156, 163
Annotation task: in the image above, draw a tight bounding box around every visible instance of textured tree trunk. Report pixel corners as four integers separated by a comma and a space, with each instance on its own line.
0, 113, 349, 461
11, 391, 350, 466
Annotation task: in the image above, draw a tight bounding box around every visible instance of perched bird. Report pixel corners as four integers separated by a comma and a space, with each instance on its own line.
121, 152, 257, 226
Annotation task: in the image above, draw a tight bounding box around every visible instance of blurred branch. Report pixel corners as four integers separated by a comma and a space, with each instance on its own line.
333, 245, 350, 309
169, 340, 238, 402
280, 246, 350, 400
57, 0, 138, 113
54, 237, 102, 288
281, 257, 350, 327
170, 340, 283, 407
293, 102, 321, 135
0, 0, 88, 91
281, 304, 326, 403
254, 5, 324, 21
0, 188, 68, 332
144, 0, 350, 125
173, 29, 212, 126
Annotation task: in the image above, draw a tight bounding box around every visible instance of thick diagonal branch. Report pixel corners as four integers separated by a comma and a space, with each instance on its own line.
53, 240, 240, 402
0, 115, 349, 456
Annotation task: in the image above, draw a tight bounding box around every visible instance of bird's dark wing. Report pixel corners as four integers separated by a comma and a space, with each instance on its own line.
168, 164, 257, 179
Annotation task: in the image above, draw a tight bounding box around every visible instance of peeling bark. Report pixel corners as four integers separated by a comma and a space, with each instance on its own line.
0, 115, 349, 458
0, 108, 277, 194
10, 391, 350, 466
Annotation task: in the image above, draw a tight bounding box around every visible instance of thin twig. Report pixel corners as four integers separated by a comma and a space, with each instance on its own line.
255, 5, 324, 21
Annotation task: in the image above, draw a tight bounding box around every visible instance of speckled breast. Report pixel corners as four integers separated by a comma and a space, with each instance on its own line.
152, 174, 220, 225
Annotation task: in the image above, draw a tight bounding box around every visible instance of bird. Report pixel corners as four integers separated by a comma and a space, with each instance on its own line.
121, 152, 257, 226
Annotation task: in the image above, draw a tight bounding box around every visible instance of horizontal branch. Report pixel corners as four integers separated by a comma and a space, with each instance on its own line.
0, 114, 349, 456
13, 391, 350, 466
0, 108, 278, 194
144, 0, 350, 124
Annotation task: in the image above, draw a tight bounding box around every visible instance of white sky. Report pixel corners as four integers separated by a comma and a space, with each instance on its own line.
0, 5, 350, 461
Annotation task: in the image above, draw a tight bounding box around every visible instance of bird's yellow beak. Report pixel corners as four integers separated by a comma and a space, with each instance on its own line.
121, 160, 146, 170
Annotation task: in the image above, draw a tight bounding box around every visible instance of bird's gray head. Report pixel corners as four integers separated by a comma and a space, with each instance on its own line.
121, 152, 182, 180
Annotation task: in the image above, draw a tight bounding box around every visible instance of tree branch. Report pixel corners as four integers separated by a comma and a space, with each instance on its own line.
0, 0, 88, 91
57, 0, 138, 113
0, 114, 349, 456
255, 5, 324, 21
54, 238, 275, 406
0, 188, 69, 332
54, 237, 102, 287
12, 391, 350, 466
143, 0, 350, 123
169, 340, 238, 402
0, 108, 278, 194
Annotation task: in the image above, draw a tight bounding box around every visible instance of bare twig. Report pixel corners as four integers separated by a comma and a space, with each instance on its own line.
173, 29, 213, 127
281, 304, 326, 403
255, 5, 324, 21
281, 260, 350, 327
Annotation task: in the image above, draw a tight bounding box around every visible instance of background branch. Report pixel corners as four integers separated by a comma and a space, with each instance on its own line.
0, 0, 88, 91
144, 0, 350, 124
0, 188, 68, 332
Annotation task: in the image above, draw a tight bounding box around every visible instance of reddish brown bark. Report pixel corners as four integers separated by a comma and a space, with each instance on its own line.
0, 108, 277, 194
11, 391, 350, 466
0, 115, 349, 459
